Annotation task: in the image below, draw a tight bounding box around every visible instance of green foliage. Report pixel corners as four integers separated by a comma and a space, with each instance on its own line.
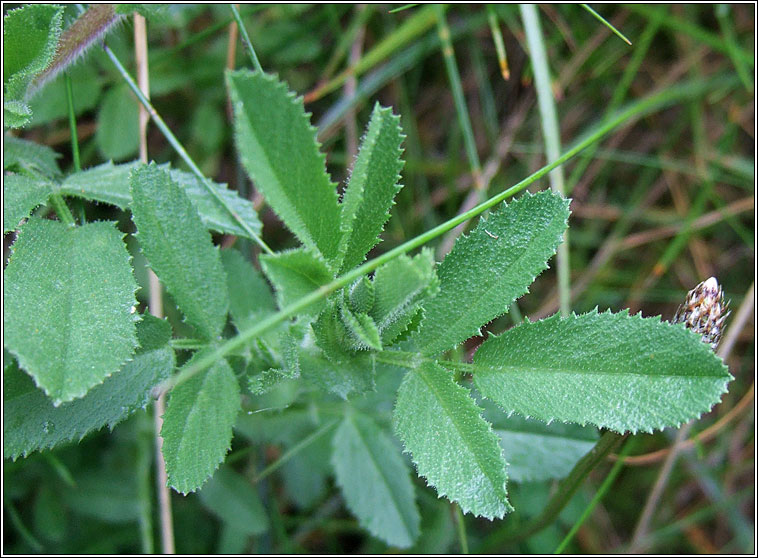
161, 353, 241, 494
338, 102, 405, 273
3, 218, 139, 404
411, 190, 570, 356
197, 466, 269, 536
227, 69, 342, 266
473, 309, 732, 433
95, 86, 139, 161
3, 134, 62, 178
332, 411, 420, 547
3, 4, 64, 126
130, 163, 229, 340
394, 361, 513, 519
4, 316, 174, 459
3, 173, 52, 233
260, 247, 334, 317
221, 249, 276, 332
60, 161, 262, 239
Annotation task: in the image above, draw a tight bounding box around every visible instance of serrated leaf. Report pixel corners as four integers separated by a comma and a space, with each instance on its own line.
227, 70, 342, 264
393, 362, 512, 519
348, 276, 375, 314
197, 466, 269, 536
130, 163, 229, 340
473, 310, 733, 434
3, 218, 138, 404
221, 249, 276, 332
161, 353, 240, 494
60, 161, 262, 239
136, 313, 173, 352
4, 322, 174, 460
3, 173, 52, 233
4, 99, 33, 128
332, 411, 420, 548
411, 190, 569, 356
3, 4, 63, 100
338, 103, 405, 273
340, 298, 382, 351
371, 249, 438, 345
260, 247, 333, 317
4, 134, 62, 178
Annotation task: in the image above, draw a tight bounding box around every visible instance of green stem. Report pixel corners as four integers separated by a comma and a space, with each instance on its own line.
520, 3, 570, 317
153, 77, 725, 396
484, 431, 625, 550
49, 193, 75, 226
230, 4, 263, 73
454, 503, 469, 554
252, 420, 339, 483
64, 73, 81, 172
435, 4, 483, 191
554, 435, 636, 553
581, 4, 632, 45
102, 43, 274, 256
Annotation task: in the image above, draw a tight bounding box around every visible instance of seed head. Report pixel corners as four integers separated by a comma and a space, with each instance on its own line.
674, 277, 730, 350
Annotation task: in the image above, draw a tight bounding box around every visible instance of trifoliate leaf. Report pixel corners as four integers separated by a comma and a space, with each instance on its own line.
412, 190, 569, 356
130, 163, 229, 340
227, 70, 342, 265
332, 411, 420, 548
161, 353, 240, 494
4, 218, 138, 404
473, 309, 733, 434
393, 362, 512, 519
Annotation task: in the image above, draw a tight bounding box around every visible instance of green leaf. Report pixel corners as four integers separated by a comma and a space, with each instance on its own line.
487, 410, 598, 483
332, 411, 420, 548
3, 4, 63, 99
197, 466, 269, 536
221, 249, 276, 332
3, 218, 138, 404
371, 249, 438, 345
260, 248, 334, 317
95, 86, 139, 161
338, 103, 405, 273
227, 70, 342, 265
347, 276, 375, 314
135, 313, 173, 352
4, 99, 33, 128
299, 349, 375, 400
4, 134, 62, 178
4, 320, 174, 459
3, 173, 52, 233
60, 161, 262, 239
340, 295, 382, 351
473, 309, 733, 434
161, 353, 241, 494
393, 362, 512, 519
411, 190, 570, 356
130, 163, 229, 340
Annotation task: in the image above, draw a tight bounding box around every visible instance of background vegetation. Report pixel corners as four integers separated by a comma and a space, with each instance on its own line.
4, 3, 754, 554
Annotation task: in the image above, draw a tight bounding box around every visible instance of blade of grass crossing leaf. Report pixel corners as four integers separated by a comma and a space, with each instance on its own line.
520, 4, 570, 317
156, 77, 732, 395
580, 4, 632, 45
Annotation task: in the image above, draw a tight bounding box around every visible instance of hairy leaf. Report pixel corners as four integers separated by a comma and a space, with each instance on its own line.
393, 362, 512, 518
227, 70, 342, 265
332, 411, 420, 548
3, 173, 52, 233
197, 466, 269, 536
340, 296, 382, 351
474, 309, 733, 434
61, 161, 262, 239
3, 134, 62, 178
412, 190, 570, 356
161, 353, 240, 494
338, 103, 405, 273
4, 317, 174, 459
4, 99, 33, 128
130, 163, 229, 339
299, 349, 375, 400
260, 247, 334, 317
371, 249, 438, 345
3, 4, 63, 100
221, 249, 276, 332
4, 218, 138, 404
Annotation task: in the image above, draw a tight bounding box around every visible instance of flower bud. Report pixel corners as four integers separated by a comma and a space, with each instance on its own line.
673, 277, 730, 351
